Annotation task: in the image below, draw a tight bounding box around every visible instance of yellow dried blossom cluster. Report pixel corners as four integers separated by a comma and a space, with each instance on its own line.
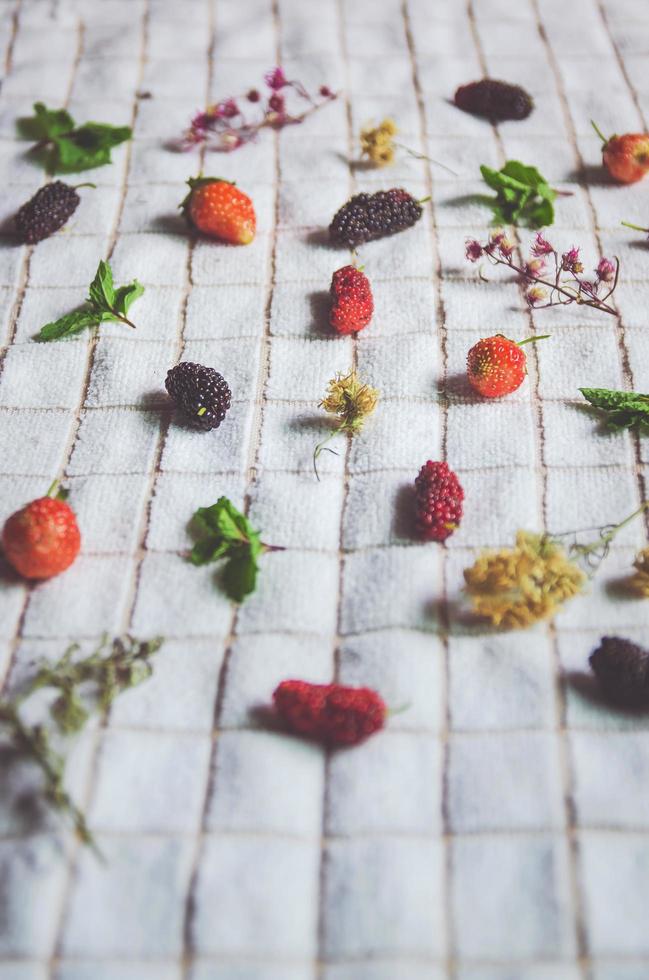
360, 118, 398, 167
464, 531, 586, 629
629, 548, 649, 597
320, 370, 379, 433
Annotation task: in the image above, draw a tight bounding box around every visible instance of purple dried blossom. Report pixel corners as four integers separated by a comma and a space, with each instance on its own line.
527, 285, 548, 306
216, 98, 240, 119
524, 257, 546, 278
177, 67, 336, 154
265, 67, 287, 90
561, 247, 583, 274
531, 232, 554, 257
596, 257, 616, 283
268, 92, 286, 115
465, 232, 620, 317
465, 239, 484, 262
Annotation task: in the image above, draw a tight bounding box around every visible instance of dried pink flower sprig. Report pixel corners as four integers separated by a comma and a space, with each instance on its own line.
176, 67, 337, 152
466, 230, 620, 316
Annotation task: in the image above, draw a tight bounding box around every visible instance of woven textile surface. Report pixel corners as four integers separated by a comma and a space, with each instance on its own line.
1, 0, 649, 976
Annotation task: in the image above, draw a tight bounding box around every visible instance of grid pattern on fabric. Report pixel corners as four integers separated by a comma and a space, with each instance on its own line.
1, 0, 649, 977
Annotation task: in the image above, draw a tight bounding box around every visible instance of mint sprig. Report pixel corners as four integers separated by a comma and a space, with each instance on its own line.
35, 260, 144, 341
189, 496, 283, 603
18, 102, 132, 174
580, 387, 649, 432
480, 160, 556, 228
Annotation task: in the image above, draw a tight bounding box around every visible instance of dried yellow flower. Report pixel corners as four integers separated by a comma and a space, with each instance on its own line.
360, 118, 398, 167
320, 370, 379, 433
464, 531, 585, 629
629, 547, 649, 597
314, 370, 379, 478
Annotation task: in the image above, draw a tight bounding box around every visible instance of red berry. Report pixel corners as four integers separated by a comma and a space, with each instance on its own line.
319, 686, 386, 746
272, 680, 328, 738
329, 265, 374, 334
2, 491, 81, 580
466, 334, 527, 398
602, 133, 649, 184
181, 176, 256, 244
273, 680, 386, 747
414, 461, 464, 542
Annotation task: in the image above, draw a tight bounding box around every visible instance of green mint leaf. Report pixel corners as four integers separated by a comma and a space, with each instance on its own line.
501, 160, 545, 188
50, 123, 132, 174
52, 135, 111, 174
192, 497, 256, 545
527, 197, 555, 229
223, 553, 258, 603
190, 537, 232, 566
74, 122, 132, 150
479, 164, 507, 192
113, 281, 144, 318
88, 261, 116, 311
18, 102, 75, 141
580, 387, 649, 431
35, 310, 99, 342
480, 159, 556, 229
21, 106, 132, 173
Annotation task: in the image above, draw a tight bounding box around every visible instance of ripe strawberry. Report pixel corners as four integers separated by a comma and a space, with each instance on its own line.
466, 334, 546, 398
414, 461, 464, 542
273, 680, 386, 747
2, 484, 81, 580
329, 265, 374, 334
181, 175, 256, 244
593, 121, 649, 184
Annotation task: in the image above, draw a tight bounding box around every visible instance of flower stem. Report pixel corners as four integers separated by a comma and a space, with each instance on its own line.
621, 220, 648, 233
313, 428, 341, 481
493, 253, 618, 316
591, 119, 608, 145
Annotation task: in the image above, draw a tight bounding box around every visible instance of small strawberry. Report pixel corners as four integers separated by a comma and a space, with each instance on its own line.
592, 120, 649, 184
414, 461, 464, 542
181, 175, 256, 244
466, 334, 548, 398
2, 482, 81, 580
329, 265, 374, 334
273, 680, 386, 747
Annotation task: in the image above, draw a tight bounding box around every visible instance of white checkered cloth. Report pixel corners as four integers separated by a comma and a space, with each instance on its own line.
1, 0, 649, 976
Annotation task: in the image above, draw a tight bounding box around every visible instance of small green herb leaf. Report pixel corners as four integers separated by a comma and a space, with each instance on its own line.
223, 553, 259, 603
580, 387, 649, 431
34, 261, 143, 341
18, 102, 75, 141
18, 103, 132, 174
190, 537, 231, 566
480, 160, 557, 229
35, 310, 100, 342
188, 496, 279, 602
113, 281, 144, 317
88, 259, 115, 310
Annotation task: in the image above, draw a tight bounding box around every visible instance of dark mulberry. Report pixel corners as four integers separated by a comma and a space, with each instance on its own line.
329, 188, 424, 249
454, 79, 534, 122
589, 635, 649, 707
15, 181, 81, 244
165, 362, 232, 431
